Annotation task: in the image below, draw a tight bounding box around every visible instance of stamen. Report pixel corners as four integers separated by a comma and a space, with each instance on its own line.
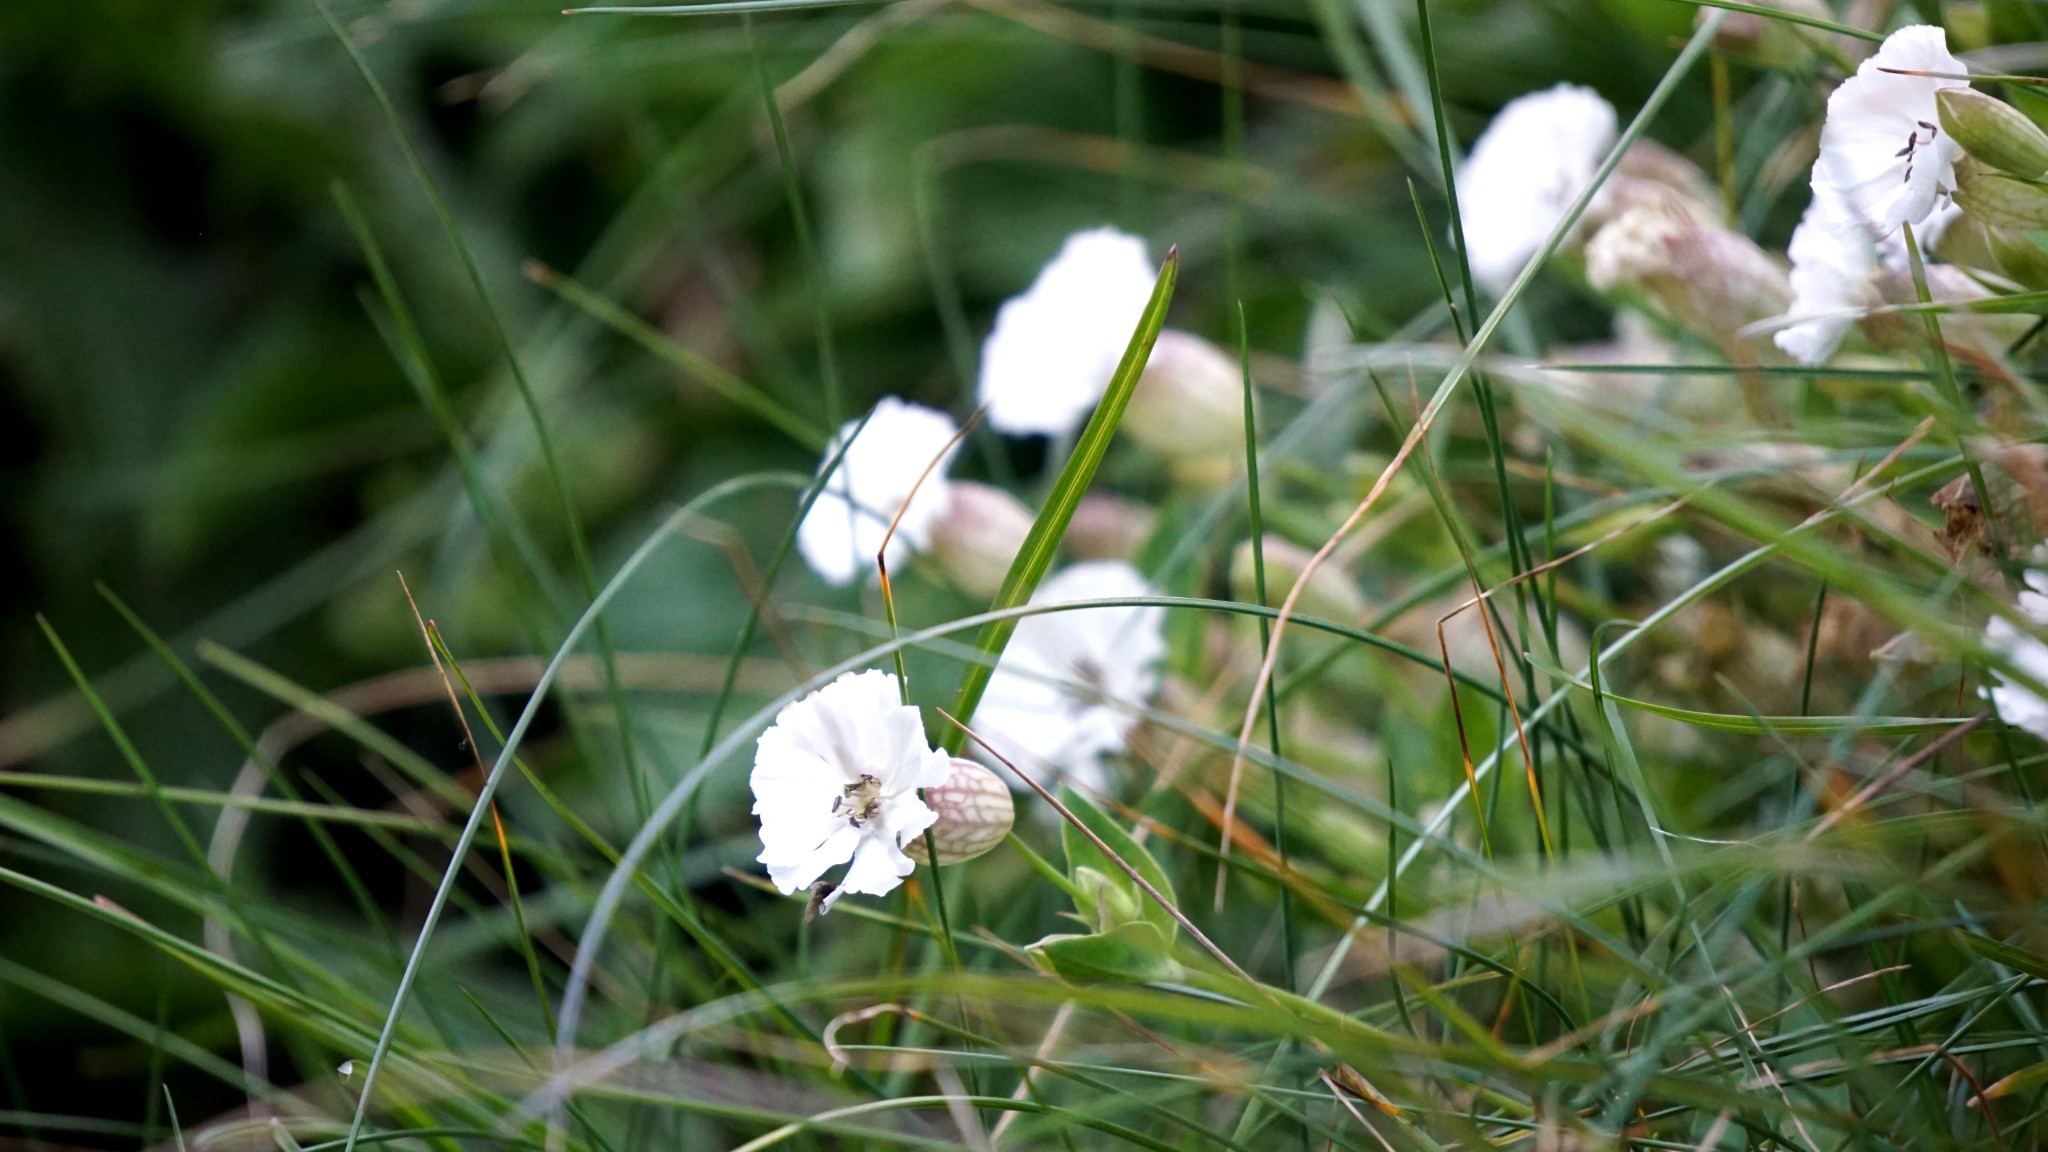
832, 774, 884, 827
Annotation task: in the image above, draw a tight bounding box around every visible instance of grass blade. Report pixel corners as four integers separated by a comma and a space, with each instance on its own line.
939, 248, 1178, 751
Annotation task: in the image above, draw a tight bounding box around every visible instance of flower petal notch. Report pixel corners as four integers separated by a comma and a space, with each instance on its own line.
977, 227, 1158, 438
1454, 83, 1618, 296
971, 560, 1167, 793
751, 669, 953, 911
796, 397, 961, 586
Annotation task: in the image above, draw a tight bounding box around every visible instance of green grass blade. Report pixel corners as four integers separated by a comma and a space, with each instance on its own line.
526, 263, 826, 449
333, 472, 801, 1152
940, 248, 1177, 752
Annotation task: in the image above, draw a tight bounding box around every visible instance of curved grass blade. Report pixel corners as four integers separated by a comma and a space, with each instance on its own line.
334, 473, 803, 1152
1529, 654, 1969, 738
526, 263, 826, 450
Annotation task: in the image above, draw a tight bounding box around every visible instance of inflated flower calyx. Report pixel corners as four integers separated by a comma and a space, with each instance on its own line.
1584, 208, 1789, 354
1953, 158, 2048, 232
1698, 0, 1831, 70
1229, 535, 1367, 623
1124, 330, 1246, 463
927, 482, 1033, 599
1985, 223, 2048, 289
904, 758, 1015, 865
1936, 88, 2048, 182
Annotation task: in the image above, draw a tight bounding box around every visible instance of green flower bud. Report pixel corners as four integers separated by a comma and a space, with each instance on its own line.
1229, 535, 1368, 623
1937, 88, 2048, 181
1953, 159, 2048, 231
1986, 225, 2048, 290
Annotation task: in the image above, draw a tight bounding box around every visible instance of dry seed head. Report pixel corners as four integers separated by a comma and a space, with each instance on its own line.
904, 757, 1015, 866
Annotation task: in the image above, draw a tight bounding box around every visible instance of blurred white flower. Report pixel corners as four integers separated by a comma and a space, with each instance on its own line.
978, 227, 1157, 437
1772, 190, 1963, 366
1985, 570, 2048, 741
1774, 189, 1877, 365
1455, 83, 1617, 295
751, 669, 953, 910
1812, 24, 1968, 236
973, 561, 1166, 792
1584, 205, 1789, 351
796, 398, 960, 586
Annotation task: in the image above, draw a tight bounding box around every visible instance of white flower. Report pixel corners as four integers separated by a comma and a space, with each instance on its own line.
978, 228, 1157, 438
796, 398, 960, 586
1774, 188, 1879, 365
1985, 570, 2048, 741
972, 561, 1166, 792
751, 669, 953, 910
1455, 84, 1617, 295
1772, 188, 1963, 366
1812, 24, 1968, 236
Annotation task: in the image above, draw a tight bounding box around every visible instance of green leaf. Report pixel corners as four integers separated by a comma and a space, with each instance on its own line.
1960, 930, 2048, 982
1029, 922, 1183, 984
942, 249, 1177, 753
1060, 786, 1177, 941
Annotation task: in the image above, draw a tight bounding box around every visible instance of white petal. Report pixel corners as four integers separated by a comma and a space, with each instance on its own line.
826, 832, 917, 908
1772, 190, 1877, 365
1984, 580, 2048, 741
797, 398, 960, 585
972, 561, 1165, 791
749, 667, 957, 907
977, 228, 1157, 438
1812, 24, 1967, 235
1454, 84, 1617, 295
762, 821, 862, 895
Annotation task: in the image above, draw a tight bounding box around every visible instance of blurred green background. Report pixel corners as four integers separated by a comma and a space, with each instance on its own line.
0, 0, 1696, 1131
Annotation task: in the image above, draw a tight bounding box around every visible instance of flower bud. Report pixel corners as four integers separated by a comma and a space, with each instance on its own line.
1868, 261, 2030, 363
1595, 140, 1725, 230
1584, 207, 1790, 354
927, 481, 1034, 598
1937, 88, 2048, 181
1125, 330, 1247, 463
1698, 0, 1832, 70
1987, 223, 2048, 289
905, 757, 1015, 865
1066, 493, 1156, 560
1953, 159, 2048, 231
1073, 866, 1144, 932
1229, 536, 1367, 623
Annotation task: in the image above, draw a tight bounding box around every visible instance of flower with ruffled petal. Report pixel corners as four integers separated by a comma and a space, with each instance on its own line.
978, 228, 1157, 438
796, 398, 960, 586
1812, 24, 1969, 236
1455, 84, 1618, 295
971, 561, 1166, 792
751, 670, 953, 910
